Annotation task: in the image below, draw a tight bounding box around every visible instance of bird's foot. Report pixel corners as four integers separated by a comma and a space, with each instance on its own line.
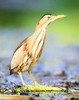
34, 81, 41, 86
34, 81, 48, 89
22, 82, 28, 88
22, 84, 34, 91
22, 82, 63, 92
22, 82, 36, 90
34, 82, 63, 91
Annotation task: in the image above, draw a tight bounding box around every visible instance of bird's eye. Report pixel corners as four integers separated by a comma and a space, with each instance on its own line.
48, 16, 50, 19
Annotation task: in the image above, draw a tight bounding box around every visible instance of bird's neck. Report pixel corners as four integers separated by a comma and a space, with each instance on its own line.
33, 24, 48, 39
31, 24, 47, 57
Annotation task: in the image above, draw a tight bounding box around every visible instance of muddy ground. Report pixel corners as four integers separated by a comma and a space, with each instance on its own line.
0, 29, 79, 99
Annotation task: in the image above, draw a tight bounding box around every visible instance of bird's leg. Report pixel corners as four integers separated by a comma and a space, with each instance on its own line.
28, 71, 41, 86
18, 72, 27, 86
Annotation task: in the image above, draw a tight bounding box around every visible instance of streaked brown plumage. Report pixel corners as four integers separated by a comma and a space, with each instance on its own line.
10, 14, 65, 86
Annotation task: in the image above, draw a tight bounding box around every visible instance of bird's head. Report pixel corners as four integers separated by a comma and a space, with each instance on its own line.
38, 14, 66, 27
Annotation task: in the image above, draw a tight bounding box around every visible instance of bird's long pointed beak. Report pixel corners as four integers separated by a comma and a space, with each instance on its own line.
50, 14, 66, 22
55, 15, 66, 18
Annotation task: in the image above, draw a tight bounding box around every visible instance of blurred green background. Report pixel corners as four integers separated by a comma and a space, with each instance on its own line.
0, 0, 79, 44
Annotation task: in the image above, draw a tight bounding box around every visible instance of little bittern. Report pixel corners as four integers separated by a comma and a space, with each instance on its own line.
10, 14, 65, 86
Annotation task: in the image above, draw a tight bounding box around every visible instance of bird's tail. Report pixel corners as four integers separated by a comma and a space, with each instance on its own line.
9, 65, 13, 75
10, 70, 13, 75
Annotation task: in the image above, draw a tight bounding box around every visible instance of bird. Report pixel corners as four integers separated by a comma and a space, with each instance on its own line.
10, 14, 65, 86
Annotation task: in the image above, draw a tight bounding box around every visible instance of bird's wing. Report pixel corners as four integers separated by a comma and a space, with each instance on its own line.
13, 37, 28, 55
10, 35, 34, 70
10, 37, 29, 70
11, 44, 26, 70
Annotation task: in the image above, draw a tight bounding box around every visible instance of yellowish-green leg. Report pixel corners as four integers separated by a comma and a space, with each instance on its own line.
28, 71, 64, 92
18, 72, 34, 90
27, 71, 63, 91
28, 71, 41, 86
18, 72, 64, 92
18, 72, 27, 86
